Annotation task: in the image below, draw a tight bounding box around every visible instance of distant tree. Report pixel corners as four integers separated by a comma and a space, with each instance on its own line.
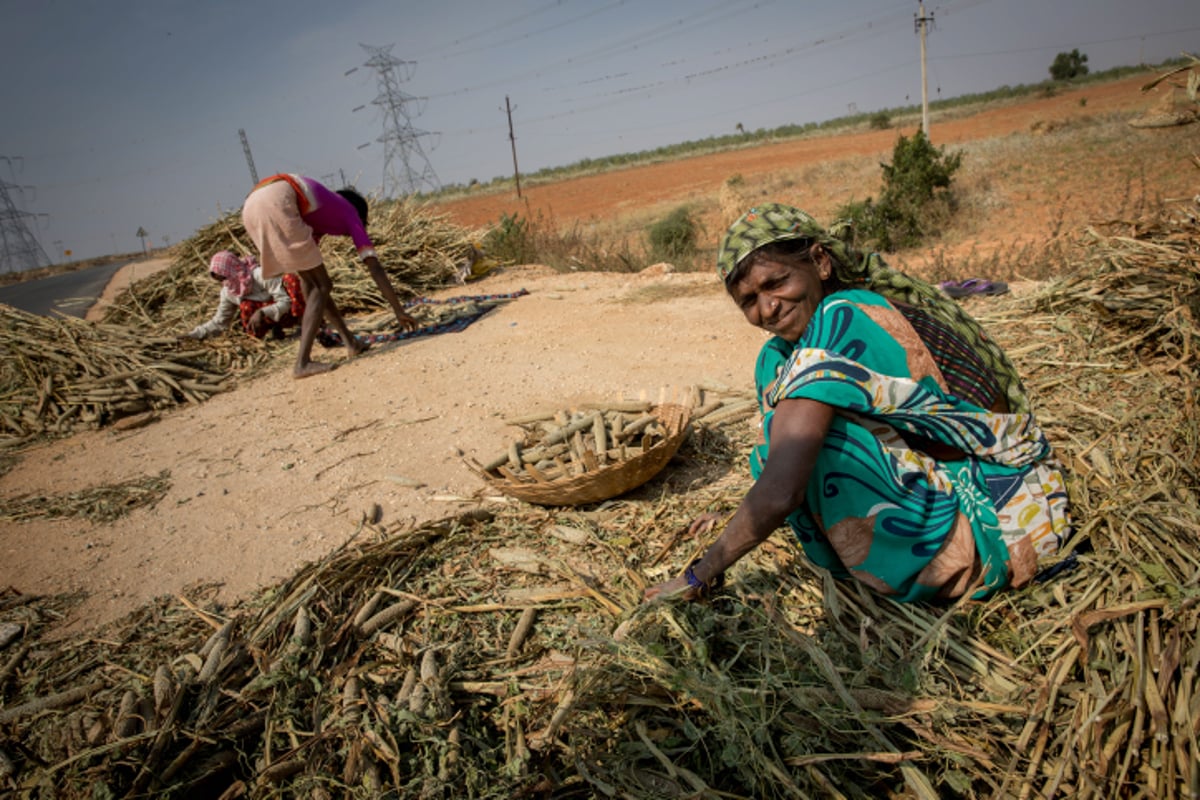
1049, 49, 1089, 81
735, 122, 745, 135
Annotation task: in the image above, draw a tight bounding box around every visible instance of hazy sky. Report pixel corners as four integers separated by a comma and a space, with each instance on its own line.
1, 0, 1196, 263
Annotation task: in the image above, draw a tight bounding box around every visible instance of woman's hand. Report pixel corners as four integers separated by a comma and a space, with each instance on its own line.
643, 572, 699, 603
688, 512, 723, 539
395, 311, 419, 332
642, 512, 728, 604
248, 309, 268, 337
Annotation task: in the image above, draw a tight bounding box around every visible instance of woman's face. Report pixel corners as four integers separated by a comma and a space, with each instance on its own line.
728, 248, 831, 343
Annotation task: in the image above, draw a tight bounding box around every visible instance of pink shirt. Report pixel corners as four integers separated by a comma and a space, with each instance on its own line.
276, 174, 377, 260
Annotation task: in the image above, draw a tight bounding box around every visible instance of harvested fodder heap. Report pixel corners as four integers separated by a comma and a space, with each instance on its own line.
0, 198, 484, 447
0, 310, 262, 443
1, 200, 1198, 799
101, 197, 479, 330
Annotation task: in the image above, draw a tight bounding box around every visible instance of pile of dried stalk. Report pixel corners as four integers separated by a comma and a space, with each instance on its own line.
0, 306, 266, 445
1, 202, 1198, 799
0, 198, 482, 449
100, 198, 480, 331
0, 469, 170, 525
477, 401, 680, 483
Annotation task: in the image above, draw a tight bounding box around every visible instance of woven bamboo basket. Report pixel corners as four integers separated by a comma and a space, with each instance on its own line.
474, 403, 692, 506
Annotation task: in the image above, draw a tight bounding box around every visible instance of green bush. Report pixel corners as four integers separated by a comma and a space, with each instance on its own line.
647, 206, 702, 264
482, 212, 535, 265
836, 130, 962, 252
1049, 49, 1089, 81
869, 111, 892, 130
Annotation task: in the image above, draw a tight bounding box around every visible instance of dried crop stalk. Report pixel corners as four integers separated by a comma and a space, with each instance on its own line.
476, 404, 674, 486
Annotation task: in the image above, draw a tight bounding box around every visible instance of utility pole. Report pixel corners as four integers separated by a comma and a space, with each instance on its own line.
504, 96, 522, 199
239, 129, 260, 186
915, 2, 934, 136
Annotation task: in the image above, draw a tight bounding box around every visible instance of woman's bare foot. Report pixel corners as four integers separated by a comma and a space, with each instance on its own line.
346, 338, 370, 358
294, 361, 337, 379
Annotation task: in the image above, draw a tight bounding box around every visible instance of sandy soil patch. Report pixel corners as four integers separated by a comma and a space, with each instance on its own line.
4, 264, 763, 631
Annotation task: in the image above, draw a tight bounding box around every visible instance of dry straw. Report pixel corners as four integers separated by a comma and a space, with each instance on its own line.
0, 200, 1197, 798
0, 198, 484, 451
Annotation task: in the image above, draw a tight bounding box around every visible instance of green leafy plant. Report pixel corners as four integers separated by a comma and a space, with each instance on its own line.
481, 212, 535, 265
1050, 49, 1089, 81
836, 129, 962, 252
646, 205, 702, 265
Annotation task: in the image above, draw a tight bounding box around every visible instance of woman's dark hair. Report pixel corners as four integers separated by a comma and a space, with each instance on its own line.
336, 188, 369, 226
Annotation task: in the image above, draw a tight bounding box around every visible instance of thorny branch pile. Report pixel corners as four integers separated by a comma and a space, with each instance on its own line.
0, 200, 1198, 798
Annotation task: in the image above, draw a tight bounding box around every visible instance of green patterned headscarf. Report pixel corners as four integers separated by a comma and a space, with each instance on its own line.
717, 203, 1031, 413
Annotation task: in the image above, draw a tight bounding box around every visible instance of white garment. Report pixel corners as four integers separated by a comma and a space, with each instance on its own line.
188, 266, 291, 339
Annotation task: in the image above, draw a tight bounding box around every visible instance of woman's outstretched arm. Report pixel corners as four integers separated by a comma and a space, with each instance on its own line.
644, 397, 835, 601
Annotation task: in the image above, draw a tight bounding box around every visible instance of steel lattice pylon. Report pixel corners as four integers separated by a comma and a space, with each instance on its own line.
0, 156, 52, 274
360, 43, 440, 198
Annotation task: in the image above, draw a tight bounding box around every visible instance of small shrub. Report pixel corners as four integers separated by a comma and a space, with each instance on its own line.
647, 206, 702, 265
836, 130, 962, 252
482, 212, 536, 265
869, 111, 892, 130
482, 210, 644, 272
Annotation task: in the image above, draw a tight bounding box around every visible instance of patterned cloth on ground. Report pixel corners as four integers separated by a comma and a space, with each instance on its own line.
316, 289, 529, 348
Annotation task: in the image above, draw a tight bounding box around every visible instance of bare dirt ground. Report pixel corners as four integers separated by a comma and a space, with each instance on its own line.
1, 71, 1193, 632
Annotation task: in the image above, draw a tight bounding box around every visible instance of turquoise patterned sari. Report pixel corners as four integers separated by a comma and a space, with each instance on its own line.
751, 289, 1069, 602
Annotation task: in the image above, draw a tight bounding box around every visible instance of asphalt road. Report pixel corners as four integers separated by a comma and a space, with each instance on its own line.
0, 261, 129, 318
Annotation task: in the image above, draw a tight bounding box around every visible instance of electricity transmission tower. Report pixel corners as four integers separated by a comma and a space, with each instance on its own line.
239, 128, 260, 186
358, 43, 440, 197
0, 156, 52, 274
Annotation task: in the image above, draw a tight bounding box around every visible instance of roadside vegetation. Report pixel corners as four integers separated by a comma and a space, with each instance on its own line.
836, 130, 963, 253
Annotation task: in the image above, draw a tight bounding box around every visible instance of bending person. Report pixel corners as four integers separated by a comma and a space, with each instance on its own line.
645, 204, 1071, 604
184, 250, 304, 341
241, 173, 418, 377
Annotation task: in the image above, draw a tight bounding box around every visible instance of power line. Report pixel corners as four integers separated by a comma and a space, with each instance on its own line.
933, 25, 1200, 61
425, 0, 774, 101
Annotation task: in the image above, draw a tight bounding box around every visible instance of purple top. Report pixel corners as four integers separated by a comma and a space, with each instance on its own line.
292, 175, 377, 258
